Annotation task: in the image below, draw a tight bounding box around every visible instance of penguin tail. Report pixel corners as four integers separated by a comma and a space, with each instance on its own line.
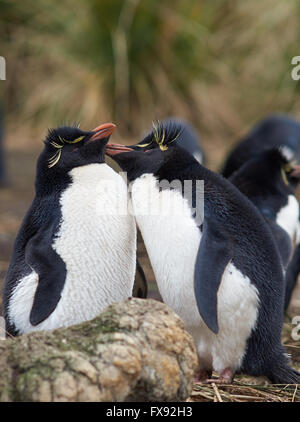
267, 360, 300, 384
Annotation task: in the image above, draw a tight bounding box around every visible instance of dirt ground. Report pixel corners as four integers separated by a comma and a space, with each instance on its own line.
0, 149, 300, 401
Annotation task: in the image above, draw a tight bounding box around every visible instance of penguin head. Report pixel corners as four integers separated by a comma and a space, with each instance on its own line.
106, 120, 188, 181
39, 123, 116, 174
261, 146, 300, 190
232, 146, 300, 193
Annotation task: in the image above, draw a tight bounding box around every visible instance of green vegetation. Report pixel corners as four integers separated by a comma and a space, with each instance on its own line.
1, 0, 300, 159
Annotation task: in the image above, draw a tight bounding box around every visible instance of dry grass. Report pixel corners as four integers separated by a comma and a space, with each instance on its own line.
188, 322, 300, 402
2, 0, 300, 155
189, 379, 300, 402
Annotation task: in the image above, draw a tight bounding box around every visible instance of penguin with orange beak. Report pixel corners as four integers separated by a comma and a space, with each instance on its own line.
106, 119, 300, 384
3, 123, 137, 336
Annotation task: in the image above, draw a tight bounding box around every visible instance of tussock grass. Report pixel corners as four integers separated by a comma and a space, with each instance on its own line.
1, 0, 300, 165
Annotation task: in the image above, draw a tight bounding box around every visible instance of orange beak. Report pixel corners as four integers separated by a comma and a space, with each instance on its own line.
106, 143, 133, 156
89, 123, 116, 141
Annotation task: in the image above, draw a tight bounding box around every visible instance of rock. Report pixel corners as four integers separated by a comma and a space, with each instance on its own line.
0, 298, 197, 402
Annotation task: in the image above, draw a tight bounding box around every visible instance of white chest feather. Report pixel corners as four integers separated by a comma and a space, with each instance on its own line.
9, 164, 136, 334
276, 195, 299, 242
131, 174, 259, 372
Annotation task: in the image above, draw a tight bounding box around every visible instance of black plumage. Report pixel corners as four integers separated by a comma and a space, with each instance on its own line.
229, 148, 300, 272
106, 119, 300, 383
3, 124, 115, 336
222, 114, 300, 178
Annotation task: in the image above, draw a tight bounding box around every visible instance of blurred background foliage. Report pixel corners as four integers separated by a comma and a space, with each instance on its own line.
0, 0, 300, 166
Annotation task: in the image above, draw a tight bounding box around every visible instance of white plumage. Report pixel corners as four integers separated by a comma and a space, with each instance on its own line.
131, 173, 259, 374
8, 163, 136, 334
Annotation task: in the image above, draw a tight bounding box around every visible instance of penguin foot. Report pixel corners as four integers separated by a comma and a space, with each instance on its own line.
205, 368, 234, 384
193, 369, 212, 383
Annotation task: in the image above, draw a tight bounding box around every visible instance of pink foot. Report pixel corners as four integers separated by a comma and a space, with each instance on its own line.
194, 369, 213, 383
206, 368, 234, 384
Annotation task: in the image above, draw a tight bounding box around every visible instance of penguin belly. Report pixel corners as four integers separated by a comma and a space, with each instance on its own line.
8, 163, 136, 334
131, 174, 259, 373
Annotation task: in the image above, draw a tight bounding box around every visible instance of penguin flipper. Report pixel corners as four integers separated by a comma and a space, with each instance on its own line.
194, 219, 233, 334
25, 227, 66, 326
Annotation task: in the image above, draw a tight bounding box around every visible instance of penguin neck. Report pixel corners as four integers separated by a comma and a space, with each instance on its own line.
229, 160, 299, 239
230, 162, 291, 202
34, 162, 114, 197
154, 146, 208, 182
68, 162, 117, 184
35, 164, 72, 198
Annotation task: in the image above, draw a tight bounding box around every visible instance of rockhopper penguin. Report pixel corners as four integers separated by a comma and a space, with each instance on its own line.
222, 114, 300, 178
3, 123, 137, 336
229, 148, 300, 273
222, 116, 300, 309
106, 119, 300, 384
